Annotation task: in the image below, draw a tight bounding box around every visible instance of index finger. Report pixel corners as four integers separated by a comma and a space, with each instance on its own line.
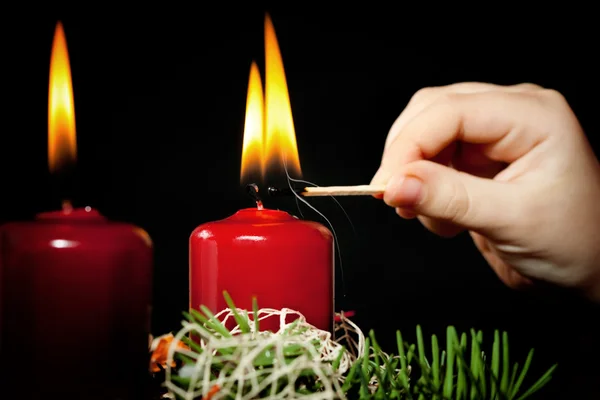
382, 82, 543, 154
373, 90, 553, 184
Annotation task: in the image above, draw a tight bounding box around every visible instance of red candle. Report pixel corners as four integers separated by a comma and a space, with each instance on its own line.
190, 15, 335, 332
0, 22, 153, 398
190, 206, 334, 332
0, 207, 153, 397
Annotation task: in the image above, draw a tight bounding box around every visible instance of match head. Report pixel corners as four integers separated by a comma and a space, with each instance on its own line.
267, 186, 302, 197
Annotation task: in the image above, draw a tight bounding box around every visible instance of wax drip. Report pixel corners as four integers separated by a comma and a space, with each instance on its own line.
245, 184, 264, 210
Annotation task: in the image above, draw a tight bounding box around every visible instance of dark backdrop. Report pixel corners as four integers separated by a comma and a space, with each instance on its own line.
2, 7, 599, 398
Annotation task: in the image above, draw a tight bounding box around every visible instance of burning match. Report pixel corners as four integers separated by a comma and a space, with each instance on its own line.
267, 184, 386, 197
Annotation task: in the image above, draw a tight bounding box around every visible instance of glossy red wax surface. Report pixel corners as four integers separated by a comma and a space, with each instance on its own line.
0, 207, 153, 399
190, 208, 334, 332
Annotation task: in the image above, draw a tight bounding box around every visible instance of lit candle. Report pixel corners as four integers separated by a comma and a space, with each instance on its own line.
189, 15, 334, 332
0, 22, 153, 398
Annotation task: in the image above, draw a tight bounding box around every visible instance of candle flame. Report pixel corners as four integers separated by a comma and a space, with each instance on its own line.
264, 14, 301, 178
48, 21, 77, 174
240, 14, 302, 184
240, 62, 264, 182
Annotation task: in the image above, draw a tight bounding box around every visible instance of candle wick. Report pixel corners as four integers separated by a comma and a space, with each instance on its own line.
245, 183, 264, 210
62, 200, 73, 214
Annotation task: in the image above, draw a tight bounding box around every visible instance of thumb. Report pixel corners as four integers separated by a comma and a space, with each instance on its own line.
383, 160, 521, 237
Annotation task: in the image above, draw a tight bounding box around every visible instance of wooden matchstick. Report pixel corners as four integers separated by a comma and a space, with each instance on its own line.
301, 184, 386, 197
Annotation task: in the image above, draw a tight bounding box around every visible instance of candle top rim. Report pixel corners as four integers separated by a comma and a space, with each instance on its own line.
192, 207, 332, 238
36, 206, 106, 222
226, 207, 298, 222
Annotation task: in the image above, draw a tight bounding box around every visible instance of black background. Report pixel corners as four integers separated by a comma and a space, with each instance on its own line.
1, 6, 599, 398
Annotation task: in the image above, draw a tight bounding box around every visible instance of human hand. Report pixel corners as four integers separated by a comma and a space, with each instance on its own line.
371, 82, 600, 301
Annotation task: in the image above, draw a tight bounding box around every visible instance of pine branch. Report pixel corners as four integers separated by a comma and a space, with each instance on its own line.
160, 292, 557, 400
341, 325, 557, 400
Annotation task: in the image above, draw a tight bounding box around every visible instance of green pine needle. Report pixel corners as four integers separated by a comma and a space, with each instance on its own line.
170, 293, 557, 399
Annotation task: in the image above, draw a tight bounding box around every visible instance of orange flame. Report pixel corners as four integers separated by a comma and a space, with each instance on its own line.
240, 14, 302, 184
264, 14, 302, 177
240, 62, 264, 183
48, 21, 77, 174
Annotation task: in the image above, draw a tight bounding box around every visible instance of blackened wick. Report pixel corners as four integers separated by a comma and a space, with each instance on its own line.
245, 184, 264, 209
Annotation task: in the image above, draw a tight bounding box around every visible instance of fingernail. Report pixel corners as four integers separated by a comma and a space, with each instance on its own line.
385, 176, 423, 207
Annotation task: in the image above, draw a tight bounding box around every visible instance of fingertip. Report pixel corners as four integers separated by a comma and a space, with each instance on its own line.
371, 168, 392, 200
370, 167, 391, 185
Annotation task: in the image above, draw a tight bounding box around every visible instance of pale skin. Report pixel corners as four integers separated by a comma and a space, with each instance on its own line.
371, 82, 600, 302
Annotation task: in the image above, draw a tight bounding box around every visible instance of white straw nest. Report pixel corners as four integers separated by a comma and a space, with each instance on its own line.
164, 307, 366, 400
